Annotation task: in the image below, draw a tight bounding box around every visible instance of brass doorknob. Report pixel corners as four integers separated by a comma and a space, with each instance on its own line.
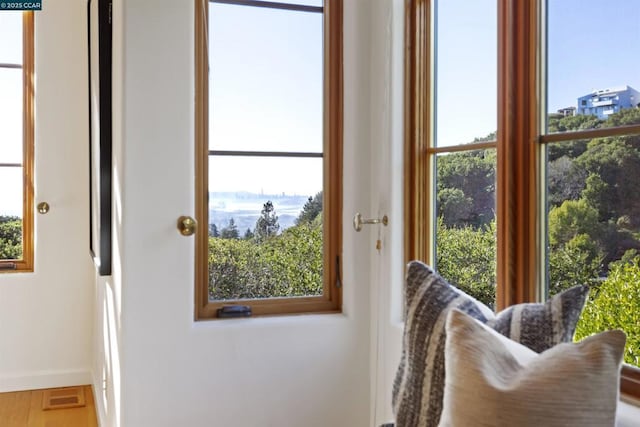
177, 216, 197, 236
37, 202, 50, 214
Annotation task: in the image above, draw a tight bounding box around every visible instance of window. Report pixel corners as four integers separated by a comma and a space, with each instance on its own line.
433, 0, 497, 308
194, 0, 343, 318
406, 0, 640, 398
0, 12, 34, 273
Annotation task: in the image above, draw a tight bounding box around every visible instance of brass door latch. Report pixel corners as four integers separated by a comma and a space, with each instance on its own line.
177, 216, 197, 236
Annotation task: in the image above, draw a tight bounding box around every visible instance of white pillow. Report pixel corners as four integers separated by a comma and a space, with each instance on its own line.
440, 309, 626, 427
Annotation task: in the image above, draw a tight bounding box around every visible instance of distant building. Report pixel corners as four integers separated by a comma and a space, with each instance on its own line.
576, 85, 640, 119
556, 106, 576, 117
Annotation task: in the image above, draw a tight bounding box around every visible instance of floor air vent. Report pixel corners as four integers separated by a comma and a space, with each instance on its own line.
42, 386, 86, 410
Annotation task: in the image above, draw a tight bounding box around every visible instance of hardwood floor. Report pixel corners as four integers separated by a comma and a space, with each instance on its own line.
0, 385, 98, 427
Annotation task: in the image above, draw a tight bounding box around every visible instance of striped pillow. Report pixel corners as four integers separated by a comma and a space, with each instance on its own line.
441, 309, 624, 427
391, 261, 589, 427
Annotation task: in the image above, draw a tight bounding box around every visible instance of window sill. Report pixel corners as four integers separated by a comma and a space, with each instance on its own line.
0, 261, 33, 273
621, 364, 640, 401
192, 310, 346, 328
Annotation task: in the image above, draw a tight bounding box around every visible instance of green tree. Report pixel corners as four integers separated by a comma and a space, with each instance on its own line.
602, 106, 640, 128
575, 258, 640, 366
254, 201, 279, 241
548, 199, 599, 247
209, 223, 219, 238
472, 131, 496, 143
0, 216, 22, 260
546, 155, 586, 207
546, 115, 599, 163
576, 138, 640, 226
436, 218, 496, 307
243, 228, 254, 240
220, 218, 239, 239
437, 149, 495, 228
547, 139, 591, 163
437, 188, 473, 228
547, 114, 602, 135
596, 222, 640, 268
548, 233, 602, 296
296, 192, 323, 225
580, 173, 610, 220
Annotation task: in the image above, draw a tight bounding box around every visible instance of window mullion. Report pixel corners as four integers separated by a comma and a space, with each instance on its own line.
21, 11, 35, 271
404, 0, 433, 265
496, 0, 540, 310
209, 150, 323, 158
210, 0, 322, 14
195, 0, 210, 317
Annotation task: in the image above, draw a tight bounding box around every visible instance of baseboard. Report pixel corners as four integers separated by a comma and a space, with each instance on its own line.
0, 369, 92, 393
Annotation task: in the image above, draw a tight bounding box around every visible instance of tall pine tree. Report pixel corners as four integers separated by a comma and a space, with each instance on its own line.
296, 191, 323, 225
255, 201, 279, 241
220, 218, 239, 239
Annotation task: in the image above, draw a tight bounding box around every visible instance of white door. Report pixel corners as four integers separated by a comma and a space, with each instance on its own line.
95, 1, 385, 427
361, 0, 407, 425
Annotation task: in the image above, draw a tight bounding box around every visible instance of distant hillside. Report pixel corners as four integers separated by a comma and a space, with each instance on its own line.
209, 191, 314, 233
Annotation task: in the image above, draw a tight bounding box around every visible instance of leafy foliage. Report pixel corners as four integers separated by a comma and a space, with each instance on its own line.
208, 216, 322, 300
437, 188, 473, 228
546, 155, 586, 206
576, 138, 640, 225
548, 234, 602, 295
436, 218, 496, 307
603, 107, 640, 128
0, 216, 22, 260
437, 149, 495, 228
296, 192, 323, 225
575, 258, 640, 366
547, 114, 601, 137
548, 199, 599, 247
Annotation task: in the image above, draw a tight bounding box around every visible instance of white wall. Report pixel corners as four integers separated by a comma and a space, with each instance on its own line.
93, 0, 376, 426
367, 0, 406, 423
0, 0, 94, 392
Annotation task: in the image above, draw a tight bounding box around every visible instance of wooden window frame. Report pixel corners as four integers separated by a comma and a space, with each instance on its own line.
194, 0, 343, 319
404, 0, 640, 401
0, 12, 34, 273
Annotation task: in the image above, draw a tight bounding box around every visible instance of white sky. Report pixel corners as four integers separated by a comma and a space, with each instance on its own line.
208, 2, 323, 195
436, 0, 497, 147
